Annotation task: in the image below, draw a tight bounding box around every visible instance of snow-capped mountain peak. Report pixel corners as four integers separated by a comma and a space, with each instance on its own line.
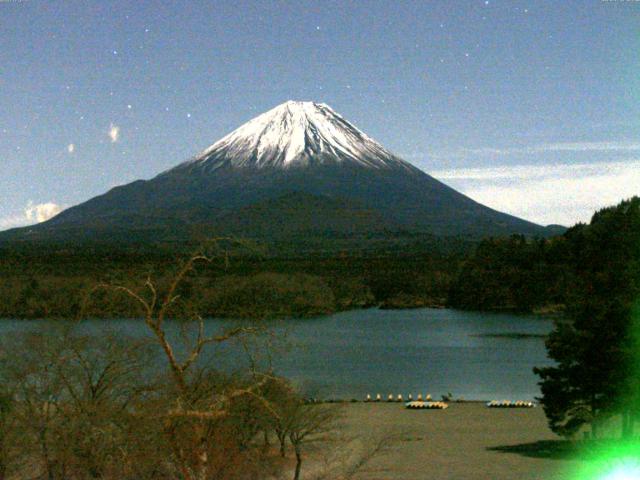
174, 101, 413, 171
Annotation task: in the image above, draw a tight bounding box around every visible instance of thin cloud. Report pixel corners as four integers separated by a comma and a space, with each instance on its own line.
0, 213, 28, 231
451, 141, 640, 158
25, 201, 63, 223
108, 123, 120, 143
434, 160, 637, 181
432, 160, 640, 226
0, 202, 64, 231
541, 141, 640, 152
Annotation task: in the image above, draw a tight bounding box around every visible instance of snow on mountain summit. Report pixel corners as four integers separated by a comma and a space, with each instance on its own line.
13, 100, 551, 241
173, 101, 414, 172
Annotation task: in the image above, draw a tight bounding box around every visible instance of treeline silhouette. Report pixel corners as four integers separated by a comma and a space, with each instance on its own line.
3, 199, 637, 320
535, 196, 640, 439
447, 234, 575, 313
0, 244, 464, 319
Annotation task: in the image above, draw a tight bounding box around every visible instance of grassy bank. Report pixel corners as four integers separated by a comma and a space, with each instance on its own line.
332, 402, 579, 480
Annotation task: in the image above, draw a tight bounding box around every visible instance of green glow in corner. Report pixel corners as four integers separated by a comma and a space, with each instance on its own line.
601, 459, 640, 480
565, 440, 640, 480
587, 303, 640, 480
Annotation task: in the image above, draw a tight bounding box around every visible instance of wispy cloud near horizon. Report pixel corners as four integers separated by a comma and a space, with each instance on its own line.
433, 159, 640, 227
0, 202, 64, 231
419, 141, 640, 163
460, 141, 640, 157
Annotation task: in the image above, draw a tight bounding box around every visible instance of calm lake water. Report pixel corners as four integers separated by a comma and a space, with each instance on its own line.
0, 308, 553, 401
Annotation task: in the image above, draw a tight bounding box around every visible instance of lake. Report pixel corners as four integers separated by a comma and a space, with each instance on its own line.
0, 308, 553, 401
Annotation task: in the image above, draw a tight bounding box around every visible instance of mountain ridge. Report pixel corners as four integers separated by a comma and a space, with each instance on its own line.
1, 101, 561, 245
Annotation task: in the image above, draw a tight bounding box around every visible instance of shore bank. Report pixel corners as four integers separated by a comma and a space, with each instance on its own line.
335, 402, 579, 480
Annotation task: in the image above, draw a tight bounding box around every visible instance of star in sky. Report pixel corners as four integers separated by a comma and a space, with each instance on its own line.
0, 0, 633, 229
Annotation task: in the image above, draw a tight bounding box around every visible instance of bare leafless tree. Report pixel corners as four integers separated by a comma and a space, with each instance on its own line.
4, 331, 69, 480
0, 239, 395, 480
286, 403, 338, 480
0, 388, 16, 480
0, 328, 157, 480
93, 240, 283, 480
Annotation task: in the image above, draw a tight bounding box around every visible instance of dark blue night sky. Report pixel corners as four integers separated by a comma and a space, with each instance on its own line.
1, 0, 638, 227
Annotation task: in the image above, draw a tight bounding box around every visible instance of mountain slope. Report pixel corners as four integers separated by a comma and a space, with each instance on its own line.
2, 101, 556, 244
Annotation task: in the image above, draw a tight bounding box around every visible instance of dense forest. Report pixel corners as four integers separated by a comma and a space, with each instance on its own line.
534, 196, 640, 439
449, 197, 640, 316
0, 239, 466, 319
447, 232, 577, 313
1, 197, 637, 320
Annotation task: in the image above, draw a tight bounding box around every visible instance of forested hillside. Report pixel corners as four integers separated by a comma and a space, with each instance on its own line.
2, 197, 637, 320
0, 240, 465, 319
448, 197, 640, 314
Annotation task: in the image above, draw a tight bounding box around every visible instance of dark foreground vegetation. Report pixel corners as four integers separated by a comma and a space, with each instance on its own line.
535, 197, 640, 440
0, 251, 393, 480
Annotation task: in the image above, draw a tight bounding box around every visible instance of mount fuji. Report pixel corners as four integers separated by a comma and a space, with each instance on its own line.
3, 101, 557, 244
174, 101, 412, 171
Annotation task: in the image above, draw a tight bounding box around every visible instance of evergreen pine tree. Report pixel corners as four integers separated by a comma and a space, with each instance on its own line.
534, 197, 640, 438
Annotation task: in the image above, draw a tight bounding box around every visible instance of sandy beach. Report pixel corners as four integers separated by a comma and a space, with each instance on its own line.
335, 402, 580, 480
